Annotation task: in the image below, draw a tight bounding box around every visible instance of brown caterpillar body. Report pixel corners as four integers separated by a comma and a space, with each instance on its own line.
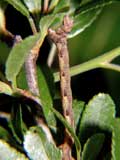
48, 16, 74, 160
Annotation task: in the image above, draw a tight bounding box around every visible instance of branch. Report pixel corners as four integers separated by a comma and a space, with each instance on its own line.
28, 17, 37, 34
47, 43, 56, 67
100, 63, 120, 72
54, 46, 120, 82
43, 0, 50, 13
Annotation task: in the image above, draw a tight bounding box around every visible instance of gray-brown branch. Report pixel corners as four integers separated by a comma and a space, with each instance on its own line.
48, 16, 74, 160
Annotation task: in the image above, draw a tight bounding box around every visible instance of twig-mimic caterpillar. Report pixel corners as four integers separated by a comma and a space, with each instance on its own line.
48, 16, 74, 160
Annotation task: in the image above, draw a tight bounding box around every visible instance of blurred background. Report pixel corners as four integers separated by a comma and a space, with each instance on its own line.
1, 3, 120, 114
68, 3, 120, 112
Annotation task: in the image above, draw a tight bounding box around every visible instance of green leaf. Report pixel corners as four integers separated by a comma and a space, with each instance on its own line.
79, 93, 115, 143
82, 133, 105, 160
68, 8, 101, 38
78, 0, 119, 13
0, 81, 13, 95
0, 1, 7, 8
6, 34, 40, 85
23, 0, 42, 13
16, 67, 29, 90
0, 139, 28, 160
37, 66, 56, 131
40, 13, 65, 36
69, 0, 80, 14
39, 14, 60, 44
0, 125, 21, 150
9, 105, 27, 144
48, 0, 60, 12
51, 107, 81, 160
68, 0, 120, 38
53, 0, 70, 13
4, 0, 29, 18
0, 126, 13, 143
73, 100, 85, 131
80, 0, 93, 6
39, 15, 54, 32
40, 14, 60, 33
50, 13, 65, 30
111, 119, 120, 160
24, 127, 62, 160
40, 65, 55, 97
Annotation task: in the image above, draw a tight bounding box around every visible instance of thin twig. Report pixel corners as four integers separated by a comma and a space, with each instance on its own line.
28, 17, 38, 34
25, 41, 40, 96
48, 15, 74, 160
100, 62, 120, 72
47, 43, 56, 67
43, 0, 50, 13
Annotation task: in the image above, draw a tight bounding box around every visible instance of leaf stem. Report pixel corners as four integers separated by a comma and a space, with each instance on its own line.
100, 63, 120, 72
28, 17, 37, 34
47, 43, 56, 67
54, 46, 120, 82
43, 0, 50, 13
